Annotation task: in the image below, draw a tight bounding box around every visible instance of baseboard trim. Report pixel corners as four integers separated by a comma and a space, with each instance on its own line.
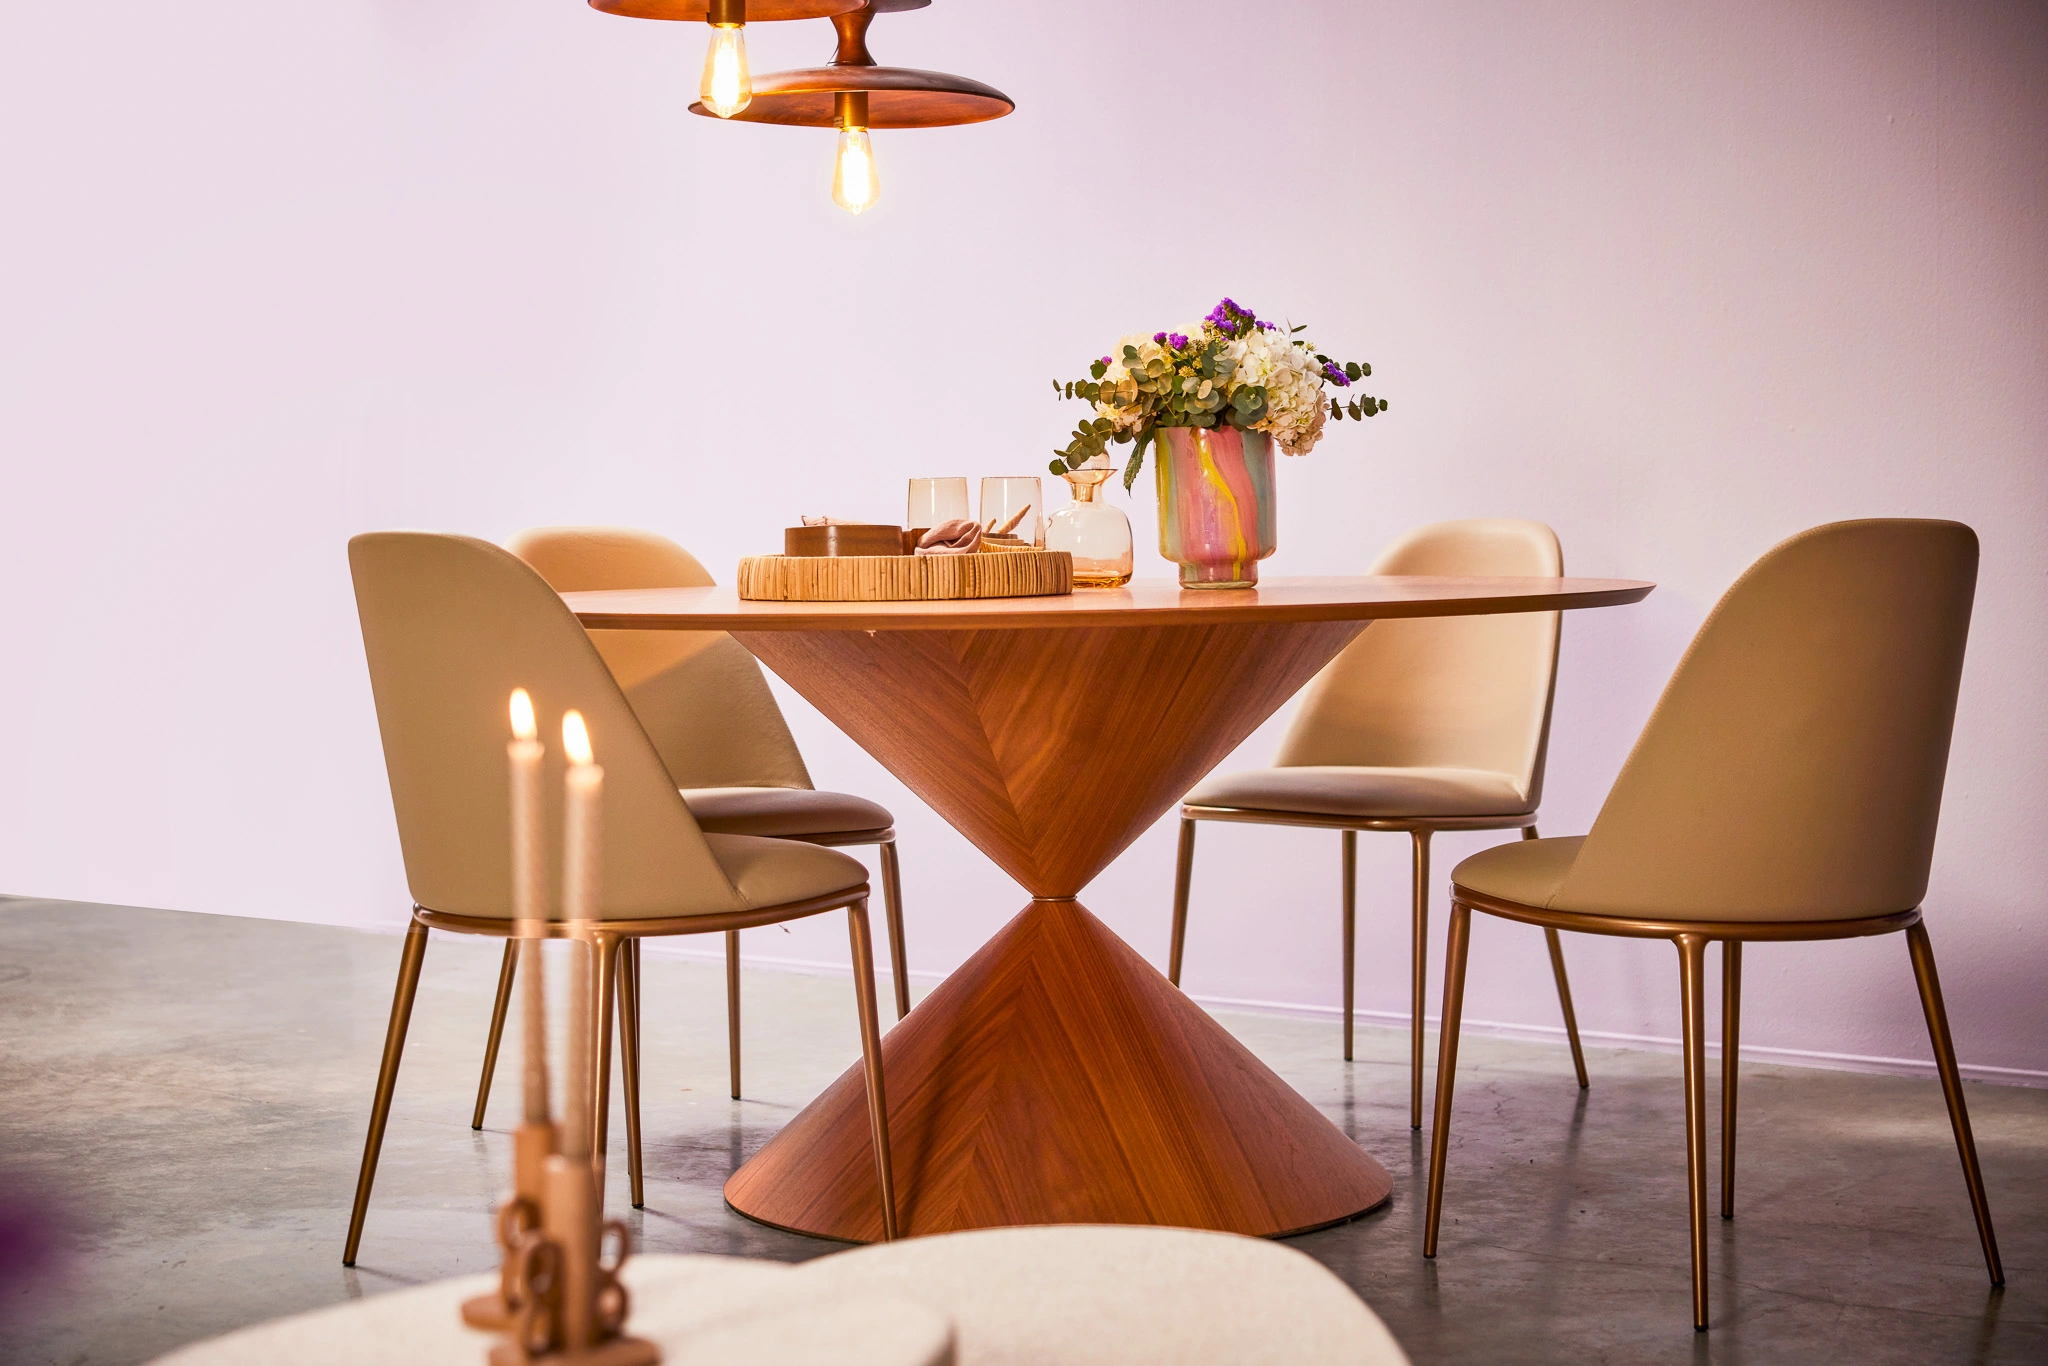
1186, 990, 2048, 1087
642, 940, 2048, 1088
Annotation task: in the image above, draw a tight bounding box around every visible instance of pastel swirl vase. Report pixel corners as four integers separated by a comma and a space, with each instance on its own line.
1154, 425, 1277, 588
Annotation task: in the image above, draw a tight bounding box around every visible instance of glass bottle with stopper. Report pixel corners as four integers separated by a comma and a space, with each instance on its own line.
1047, 456, 1134, 587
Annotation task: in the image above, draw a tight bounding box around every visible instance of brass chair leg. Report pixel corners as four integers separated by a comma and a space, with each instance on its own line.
1907, 921, 2004, 1284
1721, 939, 1741, 1220
879, 839, 911, 1020
725, 929, 742, 1100
1676, 934, 1711, 1331
617, 938, 646, 1209
1524, 827, 1591, 1090
1169, 817, 1196, 987
1422, 903, 1472, 1258
343, 919, 430, 1266
593, 933, 621, 1188
1409, 829, 1431, 1127
847, 899, 900, 1240
1342, 830, 1358, 1063
471, 940, 519, 1130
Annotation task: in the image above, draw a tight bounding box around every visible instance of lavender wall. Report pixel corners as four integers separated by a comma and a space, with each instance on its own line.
2, 1, 2043, 1079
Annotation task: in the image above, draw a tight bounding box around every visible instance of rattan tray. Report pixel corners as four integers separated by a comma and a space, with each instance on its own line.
737, 550, 1073, 601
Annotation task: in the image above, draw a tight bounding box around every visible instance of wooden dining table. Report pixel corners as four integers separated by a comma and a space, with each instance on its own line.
567, 575, 1653, 1243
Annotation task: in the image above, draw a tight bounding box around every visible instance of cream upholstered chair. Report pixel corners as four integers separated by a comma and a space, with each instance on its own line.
1174, 518, 1587, 1127
342, 533, 897, 1260
1423, 520, 2002, 1330
480, 527, 909, 1112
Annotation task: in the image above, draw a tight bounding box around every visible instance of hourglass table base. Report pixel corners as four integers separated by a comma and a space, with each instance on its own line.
724, 893, 1392, 1241
566, 577, 1653, 1242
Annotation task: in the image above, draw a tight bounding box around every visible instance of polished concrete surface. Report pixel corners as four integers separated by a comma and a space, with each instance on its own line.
0, 898, 2039, 1364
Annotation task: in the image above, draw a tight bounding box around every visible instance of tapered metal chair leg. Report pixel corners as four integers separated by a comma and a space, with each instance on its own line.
1721, 940, 1741, 1220
1542, 929, 1591, 1089
725, 929, 742, 1100
1409, 830, 1431, 1126
1676, 934, 1711, 1331
343, 918, 430, 1265
879, 839, 911, 1020
1423, 904, 1473, 1258
1523, 828, 1591, 1090
593, 933, 621, 1187
1169, 818, 1196, 988
471, 940, 519, 1130
617, 938, 646, 1209
1341, 831, 1358, 1063
847, 900, 900, 1240
1907, 922, 2004, 1284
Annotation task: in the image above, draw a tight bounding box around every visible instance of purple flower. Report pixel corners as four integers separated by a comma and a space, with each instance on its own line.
1099, 355, 1112, 366
1322, 361, 1351, 387
1168, 332, 1189, 349
1153, 331, 1168, 343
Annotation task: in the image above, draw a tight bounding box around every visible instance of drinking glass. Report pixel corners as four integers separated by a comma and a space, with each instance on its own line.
979, 476, 1044, 548
907, 477, 969, 531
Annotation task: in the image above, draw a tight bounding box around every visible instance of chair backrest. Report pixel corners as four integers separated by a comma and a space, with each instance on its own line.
1557, 519, 1978, 921
507, 527, 812, 792
1273, 519, 1564, 809
348, 532, 744, 920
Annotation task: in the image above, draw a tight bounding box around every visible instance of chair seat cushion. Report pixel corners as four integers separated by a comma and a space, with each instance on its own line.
1186, 766, 1532, 820
1451, 835, 1586, 909
704, 833, 869, 910
682, 787, 894, 839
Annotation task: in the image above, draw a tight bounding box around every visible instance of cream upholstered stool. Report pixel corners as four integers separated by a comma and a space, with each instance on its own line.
149, 1257, 952, 1366
1423, 520, 2003, 1330
796, 1225, 1408, 1365
156, 1230, 1407, 1365
342, 534, 897, 1261
1174, 518, 1588, 1127
494, 527, 912, 1116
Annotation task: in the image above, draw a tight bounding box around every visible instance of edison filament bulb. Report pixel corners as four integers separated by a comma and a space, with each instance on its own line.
699, 23, 751, 118
831, 90, 878, 215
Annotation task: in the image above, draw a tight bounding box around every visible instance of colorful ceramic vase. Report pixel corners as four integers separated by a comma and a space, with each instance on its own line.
1154, 425, 1277, 588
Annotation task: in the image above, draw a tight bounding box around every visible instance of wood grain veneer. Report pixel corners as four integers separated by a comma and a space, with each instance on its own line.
567, 575, 1653, 633
725, 898, 1393, 1241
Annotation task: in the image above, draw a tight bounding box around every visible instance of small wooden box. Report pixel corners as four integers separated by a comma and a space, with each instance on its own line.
784, 524, 916, 557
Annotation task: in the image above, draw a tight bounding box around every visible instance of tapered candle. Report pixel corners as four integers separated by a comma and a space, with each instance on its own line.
508, 689, 550, 1126
560, 709, 603, 1162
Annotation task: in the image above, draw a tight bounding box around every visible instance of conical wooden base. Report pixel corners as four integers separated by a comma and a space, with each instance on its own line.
726, 899, 1392, 1242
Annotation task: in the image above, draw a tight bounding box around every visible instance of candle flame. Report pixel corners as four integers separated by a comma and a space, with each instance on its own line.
562, 710, 593, 766
509, 688, 536, 741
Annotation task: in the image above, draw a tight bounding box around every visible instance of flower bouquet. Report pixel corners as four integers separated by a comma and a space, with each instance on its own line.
1050, 299, 1389, 587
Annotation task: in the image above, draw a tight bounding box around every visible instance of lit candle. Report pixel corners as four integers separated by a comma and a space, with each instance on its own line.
508, 689, 550, 1126
560, 709, 603, 1162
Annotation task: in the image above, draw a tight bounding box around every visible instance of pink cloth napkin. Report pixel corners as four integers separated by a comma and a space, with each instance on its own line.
915, 519, 984, 556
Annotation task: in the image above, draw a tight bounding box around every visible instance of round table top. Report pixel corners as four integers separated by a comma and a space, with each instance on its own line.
565, 574, 1653, 632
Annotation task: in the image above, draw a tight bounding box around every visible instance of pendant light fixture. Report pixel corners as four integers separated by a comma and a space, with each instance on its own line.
688, 1, 1012, 215
590, 1, 866, 120
596, 0, 1011, 216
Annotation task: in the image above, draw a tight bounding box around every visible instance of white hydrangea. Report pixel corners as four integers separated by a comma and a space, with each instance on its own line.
1255, 336, 1330, 456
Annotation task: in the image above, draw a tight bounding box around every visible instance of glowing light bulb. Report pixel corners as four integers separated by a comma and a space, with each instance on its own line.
700, 24, 751, 118
832, 126, 879, 216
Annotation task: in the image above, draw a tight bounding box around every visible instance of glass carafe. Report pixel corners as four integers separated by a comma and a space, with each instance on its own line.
1047, 459, 1134, 588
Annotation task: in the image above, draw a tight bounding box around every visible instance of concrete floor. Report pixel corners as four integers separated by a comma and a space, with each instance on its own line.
0, 898, 2039, 1365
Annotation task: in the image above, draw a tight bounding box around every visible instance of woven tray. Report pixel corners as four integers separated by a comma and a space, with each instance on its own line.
737, 550, 1073, 601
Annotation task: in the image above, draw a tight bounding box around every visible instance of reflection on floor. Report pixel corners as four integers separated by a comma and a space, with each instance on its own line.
0, 899, 2040, 1364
